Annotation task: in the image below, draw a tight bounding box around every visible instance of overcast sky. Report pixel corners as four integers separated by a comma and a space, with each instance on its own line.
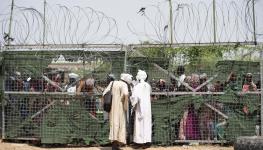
0, 0, 262, 44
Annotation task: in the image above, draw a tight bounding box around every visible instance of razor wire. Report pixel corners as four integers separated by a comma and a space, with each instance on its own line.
127, 0, 262, 44
0, 3, 119, 45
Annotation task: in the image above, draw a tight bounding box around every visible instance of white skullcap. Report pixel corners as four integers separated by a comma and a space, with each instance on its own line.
27, 77, 31, 82
68, 73, 79, 79
15, 71, 21, 76
120, 73, 133, 84
136, 70, 147, 81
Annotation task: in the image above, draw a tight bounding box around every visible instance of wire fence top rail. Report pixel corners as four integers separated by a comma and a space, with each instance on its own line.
0, 44, 125, 52
4, 91, 261, 96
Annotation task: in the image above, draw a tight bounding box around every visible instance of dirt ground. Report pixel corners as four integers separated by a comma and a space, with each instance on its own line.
0, 140, 233, 150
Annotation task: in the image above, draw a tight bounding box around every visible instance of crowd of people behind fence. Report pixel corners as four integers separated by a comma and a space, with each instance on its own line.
5, 66, 261, 94
4, 66, 261, 149
152, 66, 261, 93
150, 65, 261, 142
5, 70, 97, 93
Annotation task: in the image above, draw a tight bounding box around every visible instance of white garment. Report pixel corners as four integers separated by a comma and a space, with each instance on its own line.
67, 85, 76, 93
103, 81, 129, 144
178, 74, 186, 87
131, 80, 152, 144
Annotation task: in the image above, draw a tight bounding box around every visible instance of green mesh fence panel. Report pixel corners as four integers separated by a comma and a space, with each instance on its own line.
1, 45, 262, 146
2, 47, 124, 144
40, 96, 109, 144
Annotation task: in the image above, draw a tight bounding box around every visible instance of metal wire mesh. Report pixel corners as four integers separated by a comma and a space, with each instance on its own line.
1, 44, 262, 146
126, 45, 261, 145
2, 45, 125, 144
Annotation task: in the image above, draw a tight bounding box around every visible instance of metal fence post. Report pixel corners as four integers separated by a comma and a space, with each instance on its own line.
260, 47, 263, 136
123, 45, 127, 73
213, 0, 217, 43
1, 51, 5, 139
252, 0, 257, 44
43, 0, 47, 47
7, 0, 14, 47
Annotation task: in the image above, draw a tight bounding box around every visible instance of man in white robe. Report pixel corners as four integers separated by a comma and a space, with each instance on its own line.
131, 70, 152, 147
103, 73, 132, 150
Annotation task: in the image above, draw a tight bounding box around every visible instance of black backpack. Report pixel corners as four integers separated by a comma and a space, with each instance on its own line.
103, 81, 114, 112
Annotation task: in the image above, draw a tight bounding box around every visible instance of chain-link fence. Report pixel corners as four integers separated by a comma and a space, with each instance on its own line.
127, 44, 262, 145
1, 44, 262, 145
1, 45, 125, 144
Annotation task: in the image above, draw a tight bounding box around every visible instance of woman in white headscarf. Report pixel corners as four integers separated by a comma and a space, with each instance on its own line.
130, 70, 152, 147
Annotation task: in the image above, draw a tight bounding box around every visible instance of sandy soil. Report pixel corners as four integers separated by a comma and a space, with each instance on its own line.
0, 140, 233, 150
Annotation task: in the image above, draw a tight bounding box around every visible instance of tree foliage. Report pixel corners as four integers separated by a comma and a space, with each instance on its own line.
137, 45, 231, 72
